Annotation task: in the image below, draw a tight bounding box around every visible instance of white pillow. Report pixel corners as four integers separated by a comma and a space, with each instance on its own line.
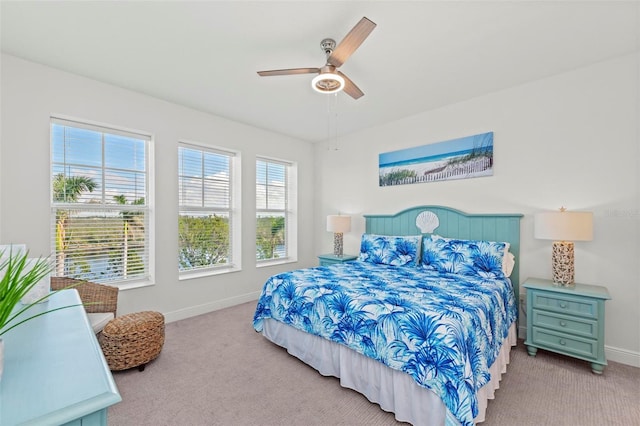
87, 312, 114, 334
503, 251, 516, 277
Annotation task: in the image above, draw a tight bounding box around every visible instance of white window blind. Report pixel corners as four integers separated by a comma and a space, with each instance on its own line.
50, 118, 151, 284
178, 143, 236, 273
256, 158, 291, 262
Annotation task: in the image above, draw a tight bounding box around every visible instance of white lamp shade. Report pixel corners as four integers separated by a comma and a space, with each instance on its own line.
534, 211, 593, 241
327, 215, 351, 233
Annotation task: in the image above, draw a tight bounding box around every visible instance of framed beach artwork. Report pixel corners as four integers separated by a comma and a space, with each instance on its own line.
379, 132, 494, 187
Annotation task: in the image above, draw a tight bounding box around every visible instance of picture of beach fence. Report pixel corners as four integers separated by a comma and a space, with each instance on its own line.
379, 132, 494, 187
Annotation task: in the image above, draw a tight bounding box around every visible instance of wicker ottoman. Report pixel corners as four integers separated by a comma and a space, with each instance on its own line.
99, 311, 165, 372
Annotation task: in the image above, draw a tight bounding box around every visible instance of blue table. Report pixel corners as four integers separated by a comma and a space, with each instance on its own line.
0, 290, 121, 425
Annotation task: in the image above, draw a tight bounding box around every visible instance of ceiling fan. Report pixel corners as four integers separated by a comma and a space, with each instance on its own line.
257, 17, 377, 100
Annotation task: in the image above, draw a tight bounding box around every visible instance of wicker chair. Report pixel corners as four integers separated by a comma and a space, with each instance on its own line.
50, 276, 119, 334
50, 276, 164, 371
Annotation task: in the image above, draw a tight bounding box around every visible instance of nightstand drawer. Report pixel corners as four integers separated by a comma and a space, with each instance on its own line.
531, 327, 598, 360
532, 309, 598, 339
531, 291, 598, 319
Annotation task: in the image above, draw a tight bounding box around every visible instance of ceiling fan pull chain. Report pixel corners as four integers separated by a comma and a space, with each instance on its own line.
326, 94, 334, 151
333, 93, 339, 151
327, 93, 339, 151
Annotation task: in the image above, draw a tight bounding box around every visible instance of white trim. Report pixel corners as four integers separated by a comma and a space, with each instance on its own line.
146, 138, 156, 286
116, 278, 156, 291
287, 161, 298, 262
50, 117, 153, 286
178, 142, 240, 275
256, 257, 298, 268
162, 291, 261, 323
178, 264, 242, 281
255, 157, 297, 262
178, 139, 239, 157
51, 114, 153, 140
255, 154, 293, 167
605, 344, 640, 368
230, 151, 242, 269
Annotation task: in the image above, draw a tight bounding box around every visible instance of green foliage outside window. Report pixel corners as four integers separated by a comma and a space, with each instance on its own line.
256, 216, 285, 260
179, 215, 230, 270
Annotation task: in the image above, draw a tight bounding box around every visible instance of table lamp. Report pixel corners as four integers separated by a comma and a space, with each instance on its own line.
534, 208, 593, 286
327, 215, 351, 256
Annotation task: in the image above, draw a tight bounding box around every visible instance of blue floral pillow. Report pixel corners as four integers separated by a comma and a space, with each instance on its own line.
421, 235, 507, 279
358, 234, 421, 266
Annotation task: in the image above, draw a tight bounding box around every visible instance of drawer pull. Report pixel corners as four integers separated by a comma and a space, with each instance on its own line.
559, 302, 568, 309
560, 321, 567, 327
559, 339, 566, 346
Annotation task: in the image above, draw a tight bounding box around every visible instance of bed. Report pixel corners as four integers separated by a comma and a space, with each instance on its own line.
253, 206, 523, 425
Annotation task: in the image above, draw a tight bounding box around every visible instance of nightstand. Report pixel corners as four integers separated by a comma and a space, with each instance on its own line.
523, 277, 610, 374
318, 253, 358, 266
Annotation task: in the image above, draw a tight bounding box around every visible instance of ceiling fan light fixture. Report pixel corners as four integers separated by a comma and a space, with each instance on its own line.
311, 72, 345, 94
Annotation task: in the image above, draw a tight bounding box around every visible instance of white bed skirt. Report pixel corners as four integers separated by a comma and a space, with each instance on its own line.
262, 319, 517, 425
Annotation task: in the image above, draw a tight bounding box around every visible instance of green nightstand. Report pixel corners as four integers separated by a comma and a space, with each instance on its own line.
523, 277, 610, 374
318, 253, 358, 266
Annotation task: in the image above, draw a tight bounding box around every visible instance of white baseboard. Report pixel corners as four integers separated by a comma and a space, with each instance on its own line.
605, 345, 640, 368
163, 291, 261, 324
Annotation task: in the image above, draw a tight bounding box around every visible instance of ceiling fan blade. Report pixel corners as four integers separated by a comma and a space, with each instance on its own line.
327, 17, 377, 68
338, 71, 364, 100
257, 68, 320, 77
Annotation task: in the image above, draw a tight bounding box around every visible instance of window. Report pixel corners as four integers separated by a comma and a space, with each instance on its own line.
256, 157, 297, 264
179, 143, 240, 276
50, 117, 152, 285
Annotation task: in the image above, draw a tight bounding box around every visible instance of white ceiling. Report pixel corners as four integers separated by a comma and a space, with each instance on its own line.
2, 1, 638, 142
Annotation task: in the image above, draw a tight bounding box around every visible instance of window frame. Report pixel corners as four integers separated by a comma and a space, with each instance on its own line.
50, 115, 155, 289
178, 140, 241, 279
255, 156, 297, 267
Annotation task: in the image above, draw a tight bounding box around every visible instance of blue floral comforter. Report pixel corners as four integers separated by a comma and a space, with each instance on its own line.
253, 261, 517, 426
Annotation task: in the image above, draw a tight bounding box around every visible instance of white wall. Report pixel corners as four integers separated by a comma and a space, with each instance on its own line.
2, 52, 638, 367
315, 53, 640, 367
0, 54, 316, 321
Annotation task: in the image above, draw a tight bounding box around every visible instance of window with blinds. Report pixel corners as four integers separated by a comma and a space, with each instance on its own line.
256, 158, 295, 262
50, 118, 151, 285
178, 143, 238, 275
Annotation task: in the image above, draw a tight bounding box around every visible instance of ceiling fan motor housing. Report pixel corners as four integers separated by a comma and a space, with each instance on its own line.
320, 38, 336, 56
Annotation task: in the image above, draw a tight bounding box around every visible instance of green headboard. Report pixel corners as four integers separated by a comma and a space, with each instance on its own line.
363, 205, 524, 302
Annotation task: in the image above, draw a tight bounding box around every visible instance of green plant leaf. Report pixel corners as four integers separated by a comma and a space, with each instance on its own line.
0, 248, 79, 337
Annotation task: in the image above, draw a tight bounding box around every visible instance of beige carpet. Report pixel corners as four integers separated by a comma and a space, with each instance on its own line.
108, 301, 640, 425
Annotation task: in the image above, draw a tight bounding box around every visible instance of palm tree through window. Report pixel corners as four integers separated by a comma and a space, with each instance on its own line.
50, 118, 151, 285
